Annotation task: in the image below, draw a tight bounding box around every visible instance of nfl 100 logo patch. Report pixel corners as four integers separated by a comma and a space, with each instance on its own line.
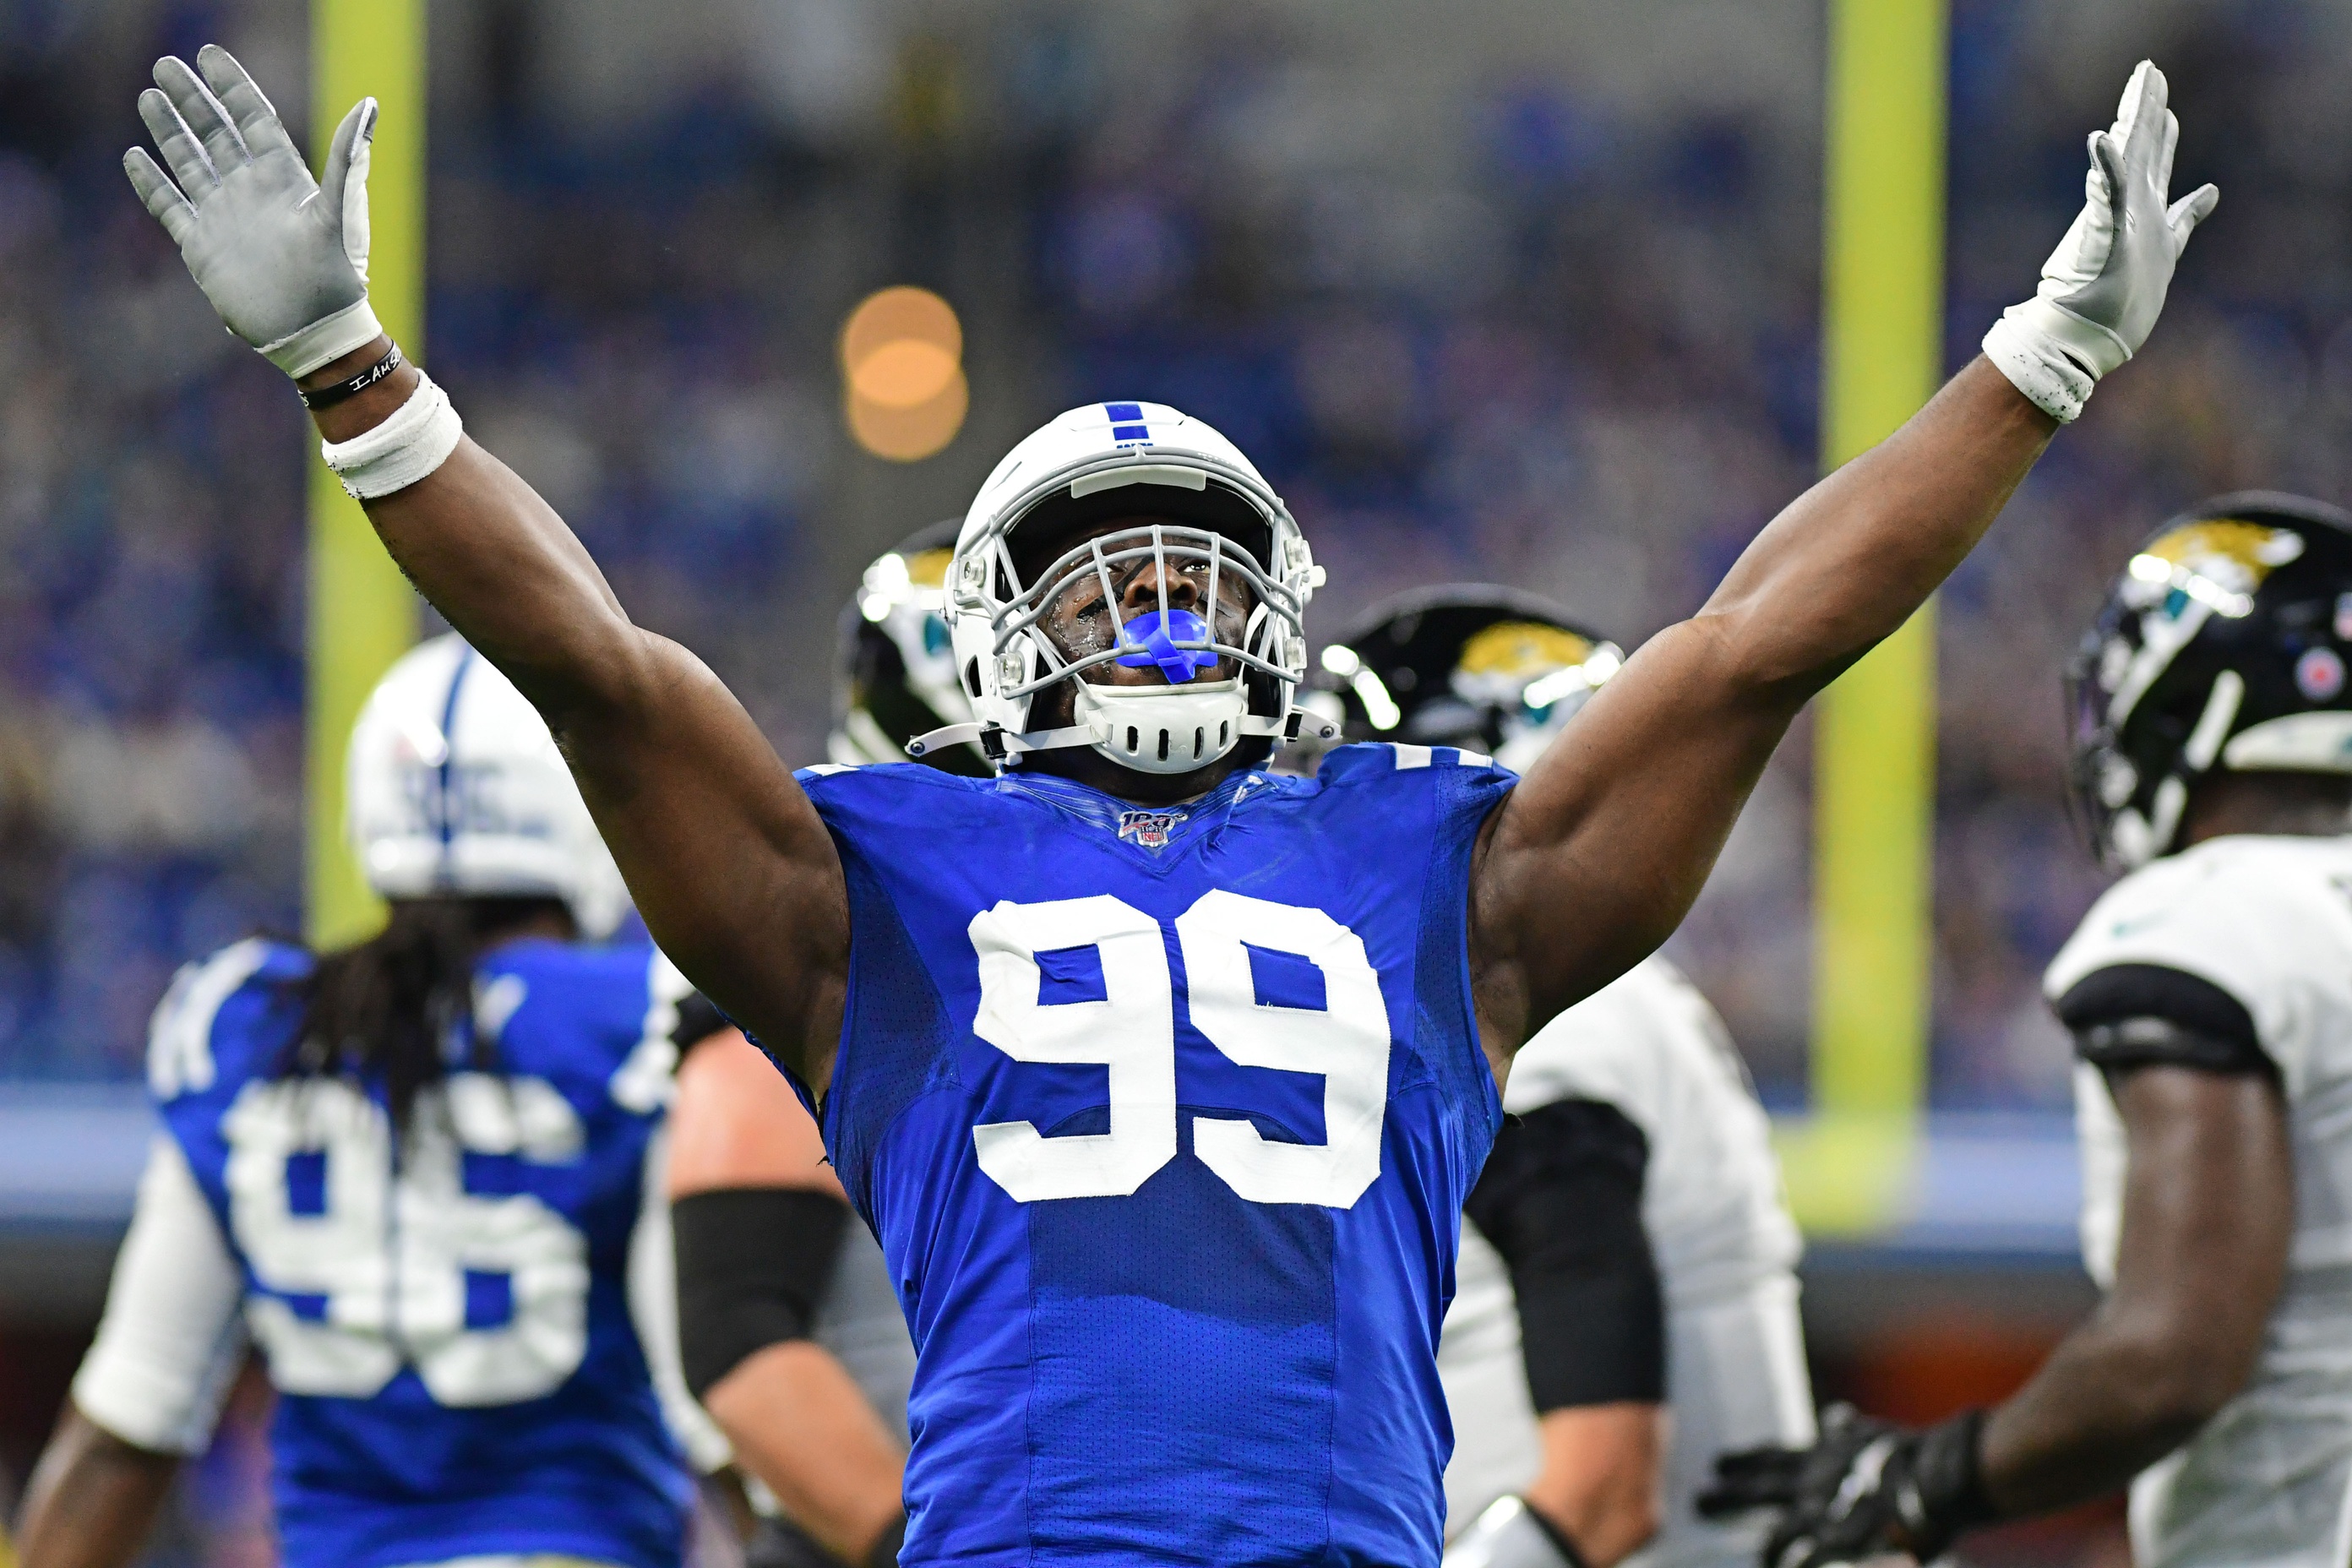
1117, 808, 1184, 850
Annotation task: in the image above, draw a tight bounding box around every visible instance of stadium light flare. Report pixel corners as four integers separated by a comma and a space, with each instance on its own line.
841, 286, 967, 461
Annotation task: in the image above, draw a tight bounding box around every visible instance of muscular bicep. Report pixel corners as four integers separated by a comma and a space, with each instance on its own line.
554, 635, 848, 1083
362, 438, 848, 1083
1472, 620, 1792, 1044
2104, 1062, 2291, 1379
2062, 960, 2294, 1361
1976, 1054, 2291, 1515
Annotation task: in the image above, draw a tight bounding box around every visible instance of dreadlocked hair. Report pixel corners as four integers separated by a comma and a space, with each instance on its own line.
285, 896, 569, 1133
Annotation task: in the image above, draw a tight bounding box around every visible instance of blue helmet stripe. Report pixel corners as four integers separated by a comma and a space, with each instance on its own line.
1103, 401, 1150, 443
435, 647, 476, 884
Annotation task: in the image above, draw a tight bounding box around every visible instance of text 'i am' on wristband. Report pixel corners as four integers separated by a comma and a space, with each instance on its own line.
300, 342, 406, 411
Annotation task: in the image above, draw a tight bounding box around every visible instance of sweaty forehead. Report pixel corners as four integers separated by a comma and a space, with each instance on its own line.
1051, 514, 1177, 556
1004, 477, 1276, 585
1010, 514, 1155, 588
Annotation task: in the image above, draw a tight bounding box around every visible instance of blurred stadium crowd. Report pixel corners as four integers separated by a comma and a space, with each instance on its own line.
0, 0, 2338, 1108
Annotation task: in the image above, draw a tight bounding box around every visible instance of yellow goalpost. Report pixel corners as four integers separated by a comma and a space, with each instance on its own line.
1780, 0, 1948, 1233
305, 0, 426, 947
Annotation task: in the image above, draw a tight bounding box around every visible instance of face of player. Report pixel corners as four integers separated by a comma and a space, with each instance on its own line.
1026, 514, 1261, 690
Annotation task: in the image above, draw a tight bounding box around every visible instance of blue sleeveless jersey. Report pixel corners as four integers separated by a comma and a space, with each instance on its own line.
801, 742, 1511, 1567
146, 935, 692, 1568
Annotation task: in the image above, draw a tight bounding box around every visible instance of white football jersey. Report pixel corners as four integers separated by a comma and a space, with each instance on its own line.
1436, 956, 1814, 1568
2047, 833, 2352, 1568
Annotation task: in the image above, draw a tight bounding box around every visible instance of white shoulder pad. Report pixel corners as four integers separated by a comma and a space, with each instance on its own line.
147, 938, 273, 1102
2045, 836, 2352, 1094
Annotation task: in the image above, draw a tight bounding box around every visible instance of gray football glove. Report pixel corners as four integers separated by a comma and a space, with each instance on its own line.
1984, 60, 2219, 422
1442, 1497, 1588, 1568
122, 45, 382, 378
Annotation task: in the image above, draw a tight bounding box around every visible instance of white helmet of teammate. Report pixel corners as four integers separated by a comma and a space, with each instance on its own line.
927, 400, 1326, 775
346, 634, 630, 939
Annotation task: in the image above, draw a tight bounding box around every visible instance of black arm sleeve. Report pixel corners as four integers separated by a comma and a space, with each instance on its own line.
2055, 964, 2275, 1078
1462, 1097, 1663, 1411
673, 1188, 852, 1399
671, 990, 732, 1058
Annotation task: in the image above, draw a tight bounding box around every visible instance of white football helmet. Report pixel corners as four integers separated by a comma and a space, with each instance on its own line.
913, 401, 1328, 776
346, 634, 630, 938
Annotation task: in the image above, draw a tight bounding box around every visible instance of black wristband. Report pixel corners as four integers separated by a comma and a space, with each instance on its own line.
672, 991, 732, 1056
1910, 1408, 2000, 1538
299, 341, 405, 409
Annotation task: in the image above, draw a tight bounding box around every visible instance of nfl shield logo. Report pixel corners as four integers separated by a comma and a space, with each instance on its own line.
1117, 808, 1184, 850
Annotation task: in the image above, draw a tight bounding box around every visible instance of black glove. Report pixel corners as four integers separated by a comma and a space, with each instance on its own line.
1697, 1404, 1996, 1568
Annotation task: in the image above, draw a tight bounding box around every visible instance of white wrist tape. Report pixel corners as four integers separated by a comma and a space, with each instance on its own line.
1983, 305, 2100, 424
320, 369, 463, 499
263, 297, 384, 378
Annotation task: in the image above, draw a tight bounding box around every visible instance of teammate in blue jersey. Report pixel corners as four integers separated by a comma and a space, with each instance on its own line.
16, 636, 728, 1568
122, 46, 2216, 1566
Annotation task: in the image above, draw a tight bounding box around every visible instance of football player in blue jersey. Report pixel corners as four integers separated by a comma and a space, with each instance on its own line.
16, 636, 729, 1568
122, 47, 2214, 1567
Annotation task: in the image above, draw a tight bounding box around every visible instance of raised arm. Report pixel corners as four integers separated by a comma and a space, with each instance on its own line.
1471, 63, 2217, 1048
122, 48, 846, 1079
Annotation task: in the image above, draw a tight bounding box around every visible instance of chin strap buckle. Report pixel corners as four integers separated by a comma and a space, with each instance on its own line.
1282, 710, 1340, 743
906, 721, 1099, 767
906, 722, 987, 760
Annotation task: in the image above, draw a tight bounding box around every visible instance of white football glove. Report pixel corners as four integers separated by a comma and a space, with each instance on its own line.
122, 46, 382, 378
1984, 60, 2219, 423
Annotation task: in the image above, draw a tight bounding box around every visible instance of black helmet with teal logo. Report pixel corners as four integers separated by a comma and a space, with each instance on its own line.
2069, 492, 2352, 866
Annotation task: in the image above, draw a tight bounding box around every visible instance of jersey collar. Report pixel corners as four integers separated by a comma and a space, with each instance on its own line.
1000, 765, 1271, 857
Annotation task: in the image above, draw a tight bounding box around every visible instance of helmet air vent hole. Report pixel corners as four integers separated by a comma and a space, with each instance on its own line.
1157, 730, 1170, 763
1194, 727, 1204, 758
964, 659, 981, 698
1126, 726, 1140, 754
1220, 721, 1229, 747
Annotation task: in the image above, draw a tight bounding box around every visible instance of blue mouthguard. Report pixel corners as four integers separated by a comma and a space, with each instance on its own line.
1115, 608, 1221, 683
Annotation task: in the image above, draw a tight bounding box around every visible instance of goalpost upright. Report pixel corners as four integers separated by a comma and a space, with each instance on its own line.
1786, 0, 1948, 1233
305, 0, 426, 947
